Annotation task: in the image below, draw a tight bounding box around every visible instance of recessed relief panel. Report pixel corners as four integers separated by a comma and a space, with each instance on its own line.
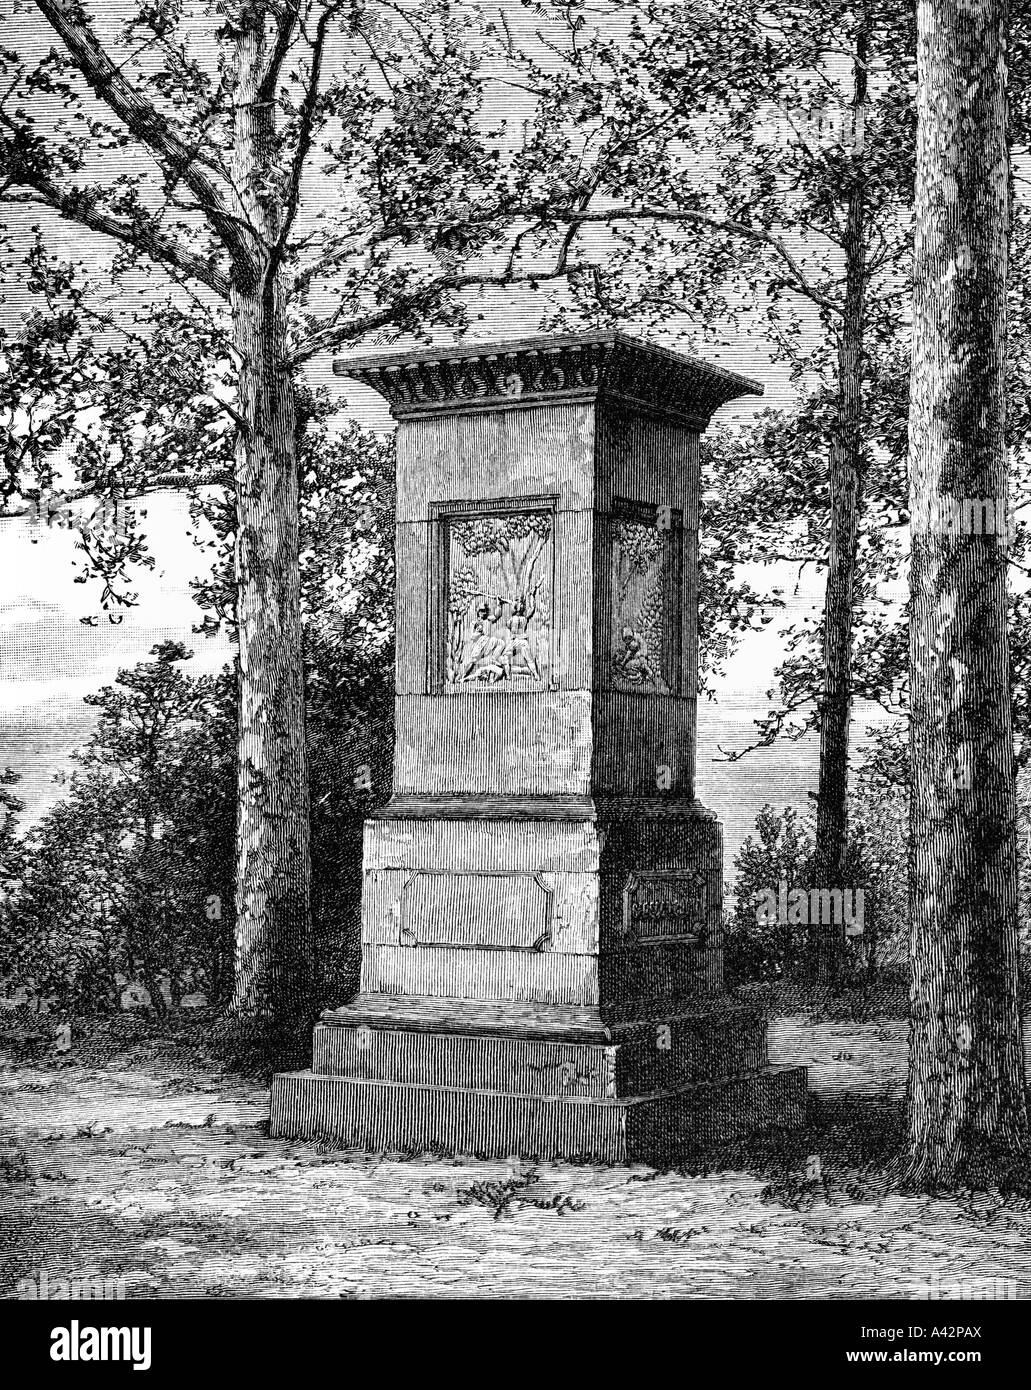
610, 509, 680, 695
440, 506, 554, 692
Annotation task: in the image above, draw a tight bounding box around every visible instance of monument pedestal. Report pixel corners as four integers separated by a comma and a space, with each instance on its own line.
271, 333, 806, 1163
272, 997, 805, 1165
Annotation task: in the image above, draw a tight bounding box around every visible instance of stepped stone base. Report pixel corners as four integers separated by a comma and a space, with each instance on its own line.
269, 998, 807, 1165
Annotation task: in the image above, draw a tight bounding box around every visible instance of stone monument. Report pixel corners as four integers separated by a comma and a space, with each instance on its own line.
270, 331, 806, 1164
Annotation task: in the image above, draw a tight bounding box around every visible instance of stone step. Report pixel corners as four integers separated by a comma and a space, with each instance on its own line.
313, 1024, 617, 1098
269, 1064, 807, 1165
310, 1009, 769, 1098
321, 992, 613, 1042
320, 991, 764, 1041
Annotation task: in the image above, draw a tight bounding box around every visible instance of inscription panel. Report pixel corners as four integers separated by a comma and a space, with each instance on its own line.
399, 870, 553, 951
622, 870, 707, 945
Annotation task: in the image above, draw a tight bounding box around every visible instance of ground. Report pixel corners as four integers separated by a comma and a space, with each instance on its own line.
1, 1008, 1030, 1299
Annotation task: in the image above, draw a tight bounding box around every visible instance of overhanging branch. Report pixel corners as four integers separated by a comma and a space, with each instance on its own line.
1, 161, 231, 300
292, 261, 583, 365
268, 1, 347, 286
556, 204, 844, 317
294, 196, 844, 318
33, 0, 254, 278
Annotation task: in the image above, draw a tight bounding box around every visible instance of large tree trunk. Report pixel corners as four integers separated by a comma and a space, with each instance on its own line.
906, 0, 1028, 1188
229, 13, 315, 1029
811, 18, 868, 982
231, 285, 314, 1027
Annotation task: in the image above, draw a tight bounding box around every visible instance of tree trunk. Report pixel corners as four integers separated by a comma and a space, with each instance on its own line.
811, 19, 868, 983
906, 0, 1028, 1189
229, 14, 315, 1029
231, 285, 314, 1026
137, 798, 168, 1018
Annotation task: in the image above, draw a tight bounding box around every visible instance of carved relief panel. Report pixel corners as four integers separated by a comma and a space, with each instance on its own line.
609, 503, 682, 695
431, 498, 556, 693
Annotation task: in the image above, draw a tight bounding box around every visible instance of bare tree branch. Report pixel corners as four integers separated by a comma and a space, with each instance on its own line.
258, 2, 303, 104
556, 203, 844, 316
1, 159, 231, 299
293, 194, 844, 317
293, 261, 583, 364
33, 0, 255, 277
269, 0, 347, 283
